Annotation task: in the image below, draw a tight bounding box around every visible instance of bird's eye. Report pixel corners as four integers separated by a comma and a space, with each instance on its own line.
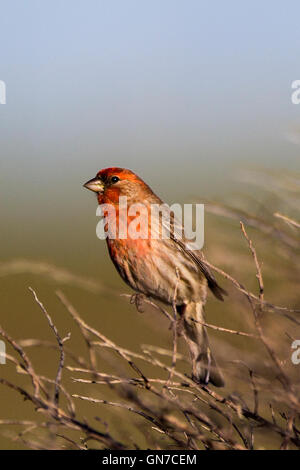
111, 176, 120, 184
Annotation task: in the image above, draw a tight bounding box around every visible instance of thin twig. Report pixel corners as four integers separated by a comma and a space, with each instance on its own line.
165, 267, 180, 388
240, 222, 264, 302
274, 212, 300, 229
0, 325, 40, 398
191, 319, 258, 338
29, 287, 65, 409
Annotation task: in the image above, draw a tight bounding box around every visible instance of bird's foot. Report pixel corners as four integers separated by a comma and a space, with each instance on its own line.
130, 293, 146, 313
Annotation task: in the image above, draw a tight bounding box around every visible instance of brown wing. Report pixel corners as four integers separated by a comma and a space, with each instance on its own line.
157, 206, 227, 301
170, 234, 227, 301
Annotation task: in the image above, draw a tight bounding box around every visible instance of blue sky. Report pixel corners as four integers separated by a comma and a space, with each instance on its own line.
1, 1, 299, 197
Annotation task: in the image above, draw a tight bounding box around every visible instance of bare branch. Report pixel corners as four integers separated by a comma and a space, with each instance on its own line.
29, 287, 65, 409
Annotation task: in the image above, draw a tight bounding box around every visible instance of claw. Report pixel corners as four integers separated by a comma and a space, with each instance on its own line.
130, 293, 146, 313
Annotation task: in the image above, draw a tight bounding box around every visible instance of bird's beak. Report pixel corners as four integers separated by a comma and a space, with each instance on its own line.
83, 177, 105, 193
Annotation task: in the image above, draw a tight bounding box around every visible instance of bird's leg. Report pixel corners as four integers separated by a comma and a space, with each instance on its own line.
130, 293, 146, 313
176, 314, 185, 337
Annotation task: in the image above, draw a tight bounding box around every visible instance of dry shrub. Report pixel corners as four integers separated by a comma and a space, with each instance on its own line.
0, 169, 299, 450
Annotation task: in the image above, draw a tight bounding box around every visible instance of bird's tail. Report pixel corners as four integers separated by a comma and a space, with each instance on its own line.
179, 302, 225, 387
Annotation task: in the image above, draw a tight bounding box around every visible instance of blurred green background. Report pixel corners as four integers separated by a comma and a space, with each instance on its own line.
0, 0, 299, 449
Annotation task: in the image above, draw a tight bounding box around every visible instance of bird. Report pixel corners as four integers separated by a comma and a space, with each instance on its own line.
84, 167, 227, 387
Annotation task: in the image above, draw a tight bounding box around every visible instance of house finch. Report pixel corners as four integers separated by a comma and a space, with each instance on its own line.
84, 168, 226, 387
